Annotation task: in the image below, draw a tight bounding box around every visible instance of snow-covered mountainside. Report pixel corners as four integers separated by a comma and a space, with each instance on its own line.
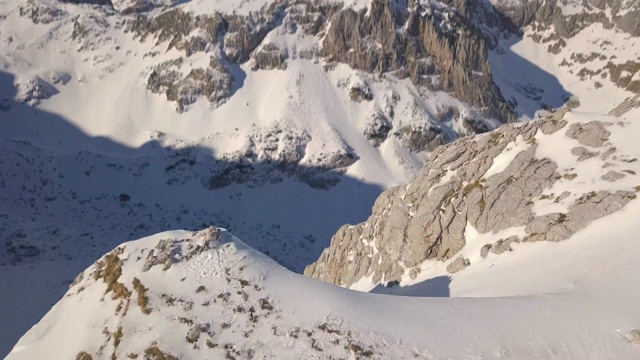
2, 0, 640, 358
7, 213, 640, 359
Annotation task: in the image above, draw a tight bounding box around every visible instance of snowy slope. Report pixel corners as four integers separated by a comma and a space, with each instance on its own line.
0, 0, 515, 353
6, 206, 640, 359
1, 0, 640, 358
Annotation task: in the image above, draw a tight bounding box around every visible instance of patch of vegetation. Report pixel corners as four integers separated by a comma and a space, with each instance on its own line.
132, 278, 152, 314
584, 191, 598, 200
478, 198, 486, 211
217, 292, 231, 302
348, 342, 374, 358
223, 343, 241, 359
76, 352, 93, 360
318, 323, 342, 335
310, 338, 323, 352
144, 344, 179, 360
463, 180, 484, 196
556, 213, 567, 224
94, 247, 131, 301
114, 326, 123, 348
489, 131, 502, 145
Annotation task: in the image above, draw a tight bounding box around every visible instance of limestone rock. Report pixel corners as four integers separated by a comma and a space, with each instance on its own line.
16, 77, 59, 105
321, 0, 515, 123
491, 236, 520, 255
362, 112, 392, 147
566, 122, 611, 148
306, 111, 637, 288
251, 43, 288, 71
480, 244, 492, 258
572, 146, 598, 161
446, 256, 470, 274
602, 171, 626, 182
609, 95, 640, 117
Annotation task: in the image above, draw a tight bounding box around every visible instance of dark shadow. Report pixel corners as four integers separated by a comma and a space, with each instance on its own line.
478, 0, 574, 119
0, 70, 383, 356
228, 62, 247, 97
489, 37, 574, 119
370, 276, 451, 297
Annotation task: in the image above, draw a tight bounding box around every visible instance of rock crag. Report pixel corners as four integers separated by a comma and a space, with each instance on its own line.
305, 105, 639, 287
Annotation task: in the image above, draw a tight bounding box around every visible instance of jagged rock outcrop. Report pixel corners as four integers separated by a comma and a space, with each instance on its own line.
16, 77, 59, 105
322, 0, 515, 123
126, 5, 284, 111
305, 107, 639, 287
251, 43, 288, 70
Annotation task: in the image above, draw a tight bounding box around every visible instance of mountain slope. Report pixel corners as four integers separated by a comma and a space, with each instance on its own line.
7, 209, 640, 359
2, 0, 640, 358
305, 100, 640, 289
0, 0, 522, 353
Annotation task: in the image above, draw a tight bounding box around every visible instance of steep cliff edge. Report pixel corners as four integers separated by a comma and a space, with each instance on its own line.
305, 100, 640, 288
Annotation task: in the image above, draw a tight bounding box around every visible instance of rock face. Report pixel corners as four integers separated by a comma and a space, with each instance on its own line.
322, 0, 515, 123
305, 106, 639, 287
128, 6, 284, 111
48, 0, 520, 125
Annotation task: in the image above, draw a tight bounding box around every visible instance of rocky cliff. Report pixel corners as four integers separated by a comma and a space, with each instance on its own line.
305, 100, 640, 287
37, 0, 520, 123
321, 0, 516, 123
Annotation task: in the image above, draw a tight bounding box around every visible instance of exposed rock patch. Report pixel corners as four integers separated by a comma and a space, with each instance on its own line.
566, 121, 611, 147
609, 95, 640, 117
572, 146, 598, 161
446, 256, 470, 274
602, 171, 626, 182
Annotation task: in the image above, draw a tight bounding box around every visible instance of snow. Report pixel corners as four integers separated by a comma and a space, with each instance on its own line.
0, 0, 452, 353
532, 109, 640, 217
1, 0, 640, 358
7, 192, 640, 359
